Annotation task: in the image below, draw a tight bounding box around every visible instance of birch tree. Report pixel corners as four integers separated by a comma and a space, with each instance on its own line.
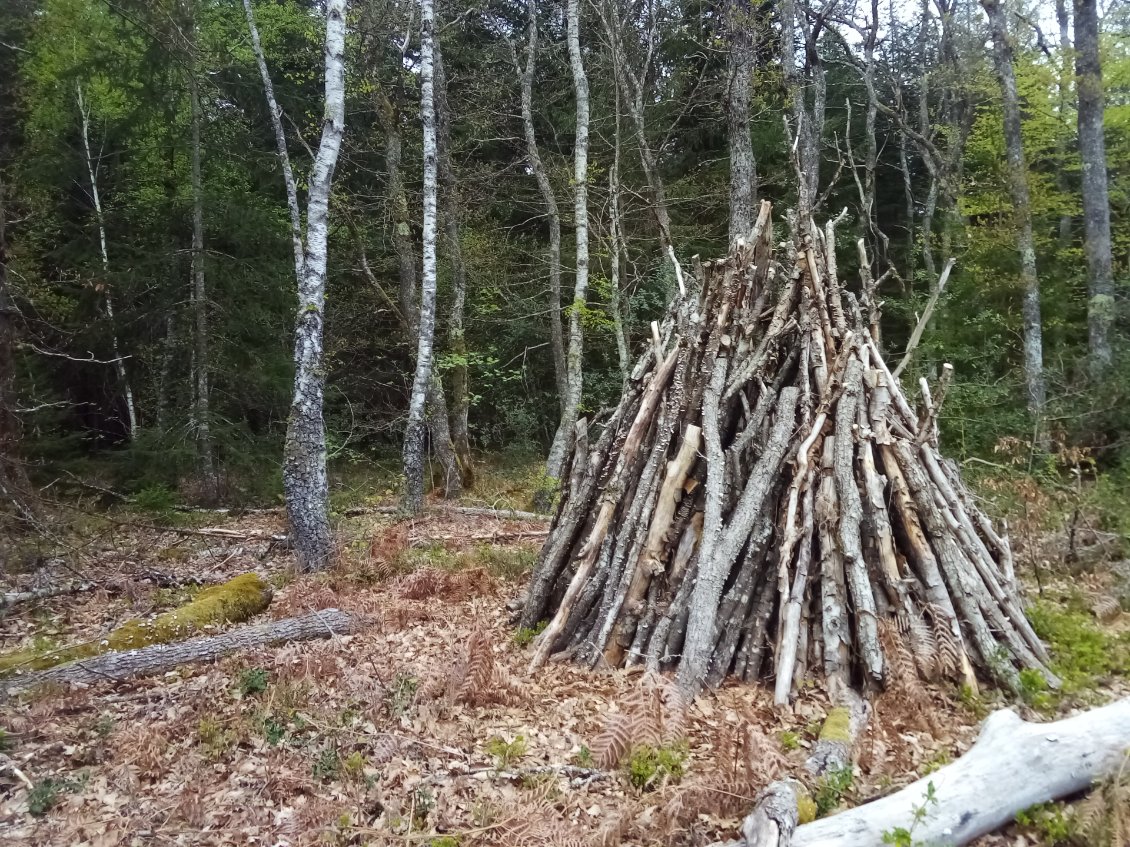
512, 0, 566, 404
1074, 0, 1115, 373
243, 0, 348, 568
76, 82, 138, 440
981, 0, 1046, 420
402, 0, 441, 514
543, 0, 591, 492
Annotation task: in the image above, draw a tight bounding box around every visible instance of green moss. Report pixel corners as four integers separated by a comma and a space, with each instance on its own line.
1027, 601, 1130, 697
797, 792, 818, 825
0, 573, 271, 676
818, 707, 851, 744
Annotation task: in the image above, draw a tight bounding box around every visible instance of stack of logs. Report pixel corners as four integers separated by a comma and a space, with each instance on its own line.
521, 200, 1053, 700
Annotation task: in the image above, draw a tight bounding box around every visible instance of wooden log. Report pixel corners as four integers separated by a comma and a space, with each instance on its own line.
3, 609, 362, 694
789, 698, 1130, 847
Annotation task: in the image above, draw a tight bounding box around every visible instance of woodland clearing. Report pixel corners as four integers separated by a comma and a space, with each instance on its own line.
1, 470, 1128, 847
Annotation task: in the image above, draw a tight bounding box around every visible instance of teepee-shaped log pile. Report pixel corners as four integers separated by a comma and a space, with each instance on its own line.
521, 201, 1054, 701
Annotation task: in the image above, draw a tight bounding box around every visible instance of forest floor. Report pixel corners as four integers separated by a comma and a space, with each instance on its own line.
1, 458, 1129, 846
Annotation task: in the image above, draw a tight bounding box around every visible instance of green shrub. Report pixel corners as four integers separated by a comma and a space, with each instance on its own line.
625, 743, 688, 791
813, 765, 854, 817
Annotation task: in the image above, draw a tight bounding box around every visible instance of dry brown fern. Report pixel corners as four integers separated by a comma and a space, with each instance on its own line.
880, 618, 920, 690
1075, 753, 1130, 847
925, 603, 963, 681
591, 672, 688, 769
901, 608, 939, 680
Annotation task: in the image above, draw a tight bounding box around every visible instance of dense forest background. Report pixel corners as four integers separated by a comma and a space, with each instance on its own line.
1, 0, 1128, 514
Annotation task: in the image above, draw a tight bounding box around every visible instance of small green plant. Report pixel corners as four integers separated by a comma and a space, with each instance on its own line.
485, 735, 528, 769
881, 781, 938, 846
411, 784, 435, 826
92, 713, 115, 740
813, 765, 854, 817
0, 728, 13, 751
26, 774, 83, 817
313, 746, 341, 781
197, 715, 234, 758
386, 672, 419, 717
513, 620, 547, 647
239, 667, 270, 696
343, 750, 366, 780
130, 484, 179, 516
429, 838, 460, 847
260, 715, 286, 745
572, 745, 594, 768
1018, 668, 1053, 711
780, 730, 801, 751
957, 683, 989, 718
625, 743, 688, 791
1015, 802, 1076, 845
922, 748, 953, 775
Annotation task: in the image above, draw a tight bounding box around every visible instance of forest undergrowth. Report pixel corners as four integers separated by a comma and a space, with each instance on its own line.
1, 454, 1129, 847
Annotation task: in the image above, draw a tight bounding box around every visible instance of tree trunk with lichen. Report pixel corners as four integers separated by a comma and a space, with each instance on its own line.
522, 201, 1050, 703
0, 573, 272, 677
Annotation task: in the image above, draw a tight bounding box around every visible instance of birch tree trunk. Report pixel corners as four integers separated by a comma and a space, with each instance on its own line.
433, 36, 474, 490
373, 83, 461, 499
543, 0, 591, 490
243, 0, 348, 567
403, 0, 442, 515
608, 78, 630, 383
515, 0, 566, 403
1074, 0, 1115, 374
981, 0, 1046, 420
76, 82, 139, 441
189, 76, 216, 499
1055, 0, 1074, 250
727, 0, 757, 244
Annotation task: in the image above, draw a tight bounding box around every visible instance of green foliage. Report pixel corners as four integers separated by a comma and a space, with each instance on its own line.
1016, 802, 1077, 845
27, 775, 82, 817
1018, 668, 1053, 711
1028, 599, 1130, 696
259, 715, 286, 746
625, 743, 688, 791
813, 765, 854, 817
385, 672, 418, 718
572, 745, 594, 768
313, 746, 341, 782
779, 730, 801, 751
485, 735, 527, 770
513, 620, 547, 648
881, 781, 938, 847
129, 484, 179, 516
238, 667, 270, 697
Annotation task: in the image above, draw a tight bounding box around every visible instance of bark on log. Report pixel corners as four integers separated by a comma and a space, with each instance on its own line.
2, 608, 362, 694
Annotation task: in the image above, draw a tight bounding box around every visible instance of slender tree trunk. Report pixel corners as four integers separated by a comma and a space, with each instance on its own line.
433, 37, 473, 490
403, 0, 441, 514
1056, 0, 1074, 250
727, 0, 757, 244
981, 0, 1046, 420
609, 79, 630, 383
374, 85, 461, 498
0, 172, 29, 510
1074, 0, 1115, 373
189, 77, 216, 498
543, 0, 591, 490
76, 82, 139, 440
243, 0, 347, 567
515, 2, 566, 404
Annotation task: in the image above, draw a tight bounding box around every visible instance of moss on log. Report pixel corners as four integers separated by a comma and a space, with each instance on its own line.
0, 572, 272, 675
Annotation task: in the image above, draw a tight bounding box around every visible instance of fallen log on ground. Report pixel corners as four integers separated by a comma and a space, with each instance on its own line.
522, 200, 1049, 698
2, 608, 361, 693
0, 572, 272, 674
1, 581, 93, 610
721, 697, 1130, 847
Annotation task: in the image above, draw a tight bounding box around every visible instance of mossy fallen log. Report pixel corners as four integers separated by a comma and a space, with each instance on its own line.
0, 572, 272, 676
2, 608, 361, 693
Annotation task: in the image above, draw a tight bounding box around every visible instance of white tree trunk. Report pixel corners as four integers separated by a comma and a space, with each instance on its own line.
982, 0, 1046, 421
403, 0, 441, 514
243, 0, 347, 567
76, 82, 138, 440
516, 1, 566, 402
544, 0, 591, 487
781, 699, 1130, 847
1074, 0, 1115, 373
